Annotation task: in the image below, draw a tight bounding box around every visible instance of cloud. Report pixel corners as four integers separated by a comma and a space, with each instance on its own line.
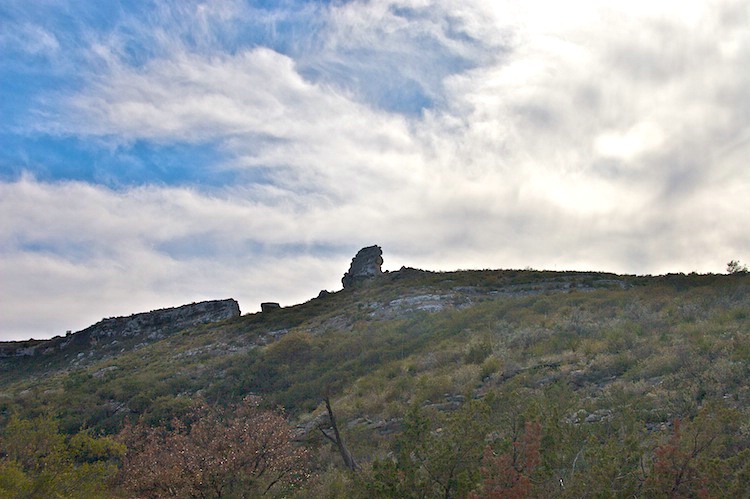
2, 0, 749, 339
0, 22, 60, 56
0, 175, 357, 340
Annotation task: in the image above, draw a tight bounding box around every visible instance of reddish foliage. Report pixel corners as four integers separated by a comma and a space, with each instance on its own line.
647, 419, 710, 498
117, 397, 309, 497
471, 421, 541, 499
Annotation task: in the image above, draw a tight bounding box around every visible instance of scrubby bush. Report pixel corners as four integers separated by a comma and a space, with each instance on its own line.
0, 415, 124, 497
117, 397, 309, 497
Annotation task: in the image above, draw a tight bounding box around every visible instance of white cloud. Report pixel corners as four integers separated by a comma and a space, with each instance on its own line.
0, 176, 358, 340
0, 22, 60, 55
595, 122, 665, 161
2, 0, 749, 340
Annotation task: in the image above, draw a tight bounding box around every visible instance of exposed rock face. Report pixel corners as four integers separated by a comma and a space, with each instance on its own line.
0, 299, 240, 358
261, 302, 281, 312
0, 344, 41, 358
82, 299, 240, 340
342, 245, 383, 289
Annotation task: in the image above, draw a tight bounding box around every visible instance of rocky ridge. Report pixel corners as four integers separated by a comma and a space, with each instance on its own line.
0, 299, 240, 359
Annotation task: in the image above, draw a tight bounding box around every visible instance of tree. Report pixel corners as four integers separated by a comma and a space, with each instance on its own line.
470, 421, 541, 499
362, 401, 490, 498
318, 396, 358, 471
117, 397, 309, 497
0, 415, 124, 498
726, 260, 748, 274
645, 419, 709, 497
643, 404, 745, 498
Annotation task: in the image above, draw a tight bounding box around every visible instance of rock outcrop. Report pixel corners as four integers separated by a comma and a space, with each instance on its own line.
0, 299, 240, 358
342, 245, 383, 289
79, 299, 240, 341
261, 302, 281, 312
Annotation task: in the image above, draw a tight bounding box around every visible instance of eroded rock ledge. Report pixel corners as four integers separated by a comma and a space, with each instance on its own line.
0, 299, 240, 358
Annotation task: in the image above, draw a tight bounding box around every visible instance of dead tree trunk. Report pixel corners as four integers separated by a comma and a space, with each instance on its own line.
318, 396, 358, 471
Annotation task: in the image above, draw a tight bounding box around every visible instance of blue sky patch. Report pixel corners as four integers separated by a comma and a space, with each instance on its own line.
0, 134, 237, 188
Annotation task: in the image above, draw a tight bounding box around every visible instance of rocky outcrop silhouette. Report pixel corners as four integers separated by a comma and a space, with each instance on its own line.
261, 302, 281, 312
0, 299, 240, 358
342, 245, 383, 289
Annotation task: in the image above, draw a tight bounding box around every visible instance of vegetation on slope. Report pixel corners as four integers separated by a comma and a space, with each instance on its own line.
0, 268, 748, 496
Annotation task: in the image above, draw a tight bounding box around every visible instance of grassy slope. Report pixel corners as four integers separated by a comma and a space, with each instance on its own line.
0, 268, 748, 459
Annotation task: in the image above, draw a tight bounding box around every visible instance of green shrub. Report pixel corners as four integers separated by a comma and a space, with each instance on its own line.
464, 341, 492, 364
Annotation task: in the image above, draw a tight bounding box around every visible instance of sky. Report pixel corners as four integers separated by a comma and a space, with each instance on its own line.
1, 0, 749, 341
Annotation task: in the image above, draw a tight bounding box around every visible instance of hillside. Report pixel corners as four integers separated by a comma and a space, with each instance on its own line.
0, 248, 749, 497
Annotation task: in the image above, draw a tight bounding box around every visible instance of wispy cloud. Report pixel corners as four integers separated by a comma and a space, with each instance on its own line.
0, 22, 60, 55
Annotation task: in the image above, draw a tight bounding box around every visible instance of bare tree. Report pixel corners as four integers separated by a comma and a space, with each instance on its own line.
318, 396, 358, 471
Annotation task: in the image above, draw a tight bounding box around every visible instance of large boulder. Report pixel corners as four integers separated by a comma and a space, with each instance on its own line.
342, 245, 383, 289
261, 302, 281, 312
